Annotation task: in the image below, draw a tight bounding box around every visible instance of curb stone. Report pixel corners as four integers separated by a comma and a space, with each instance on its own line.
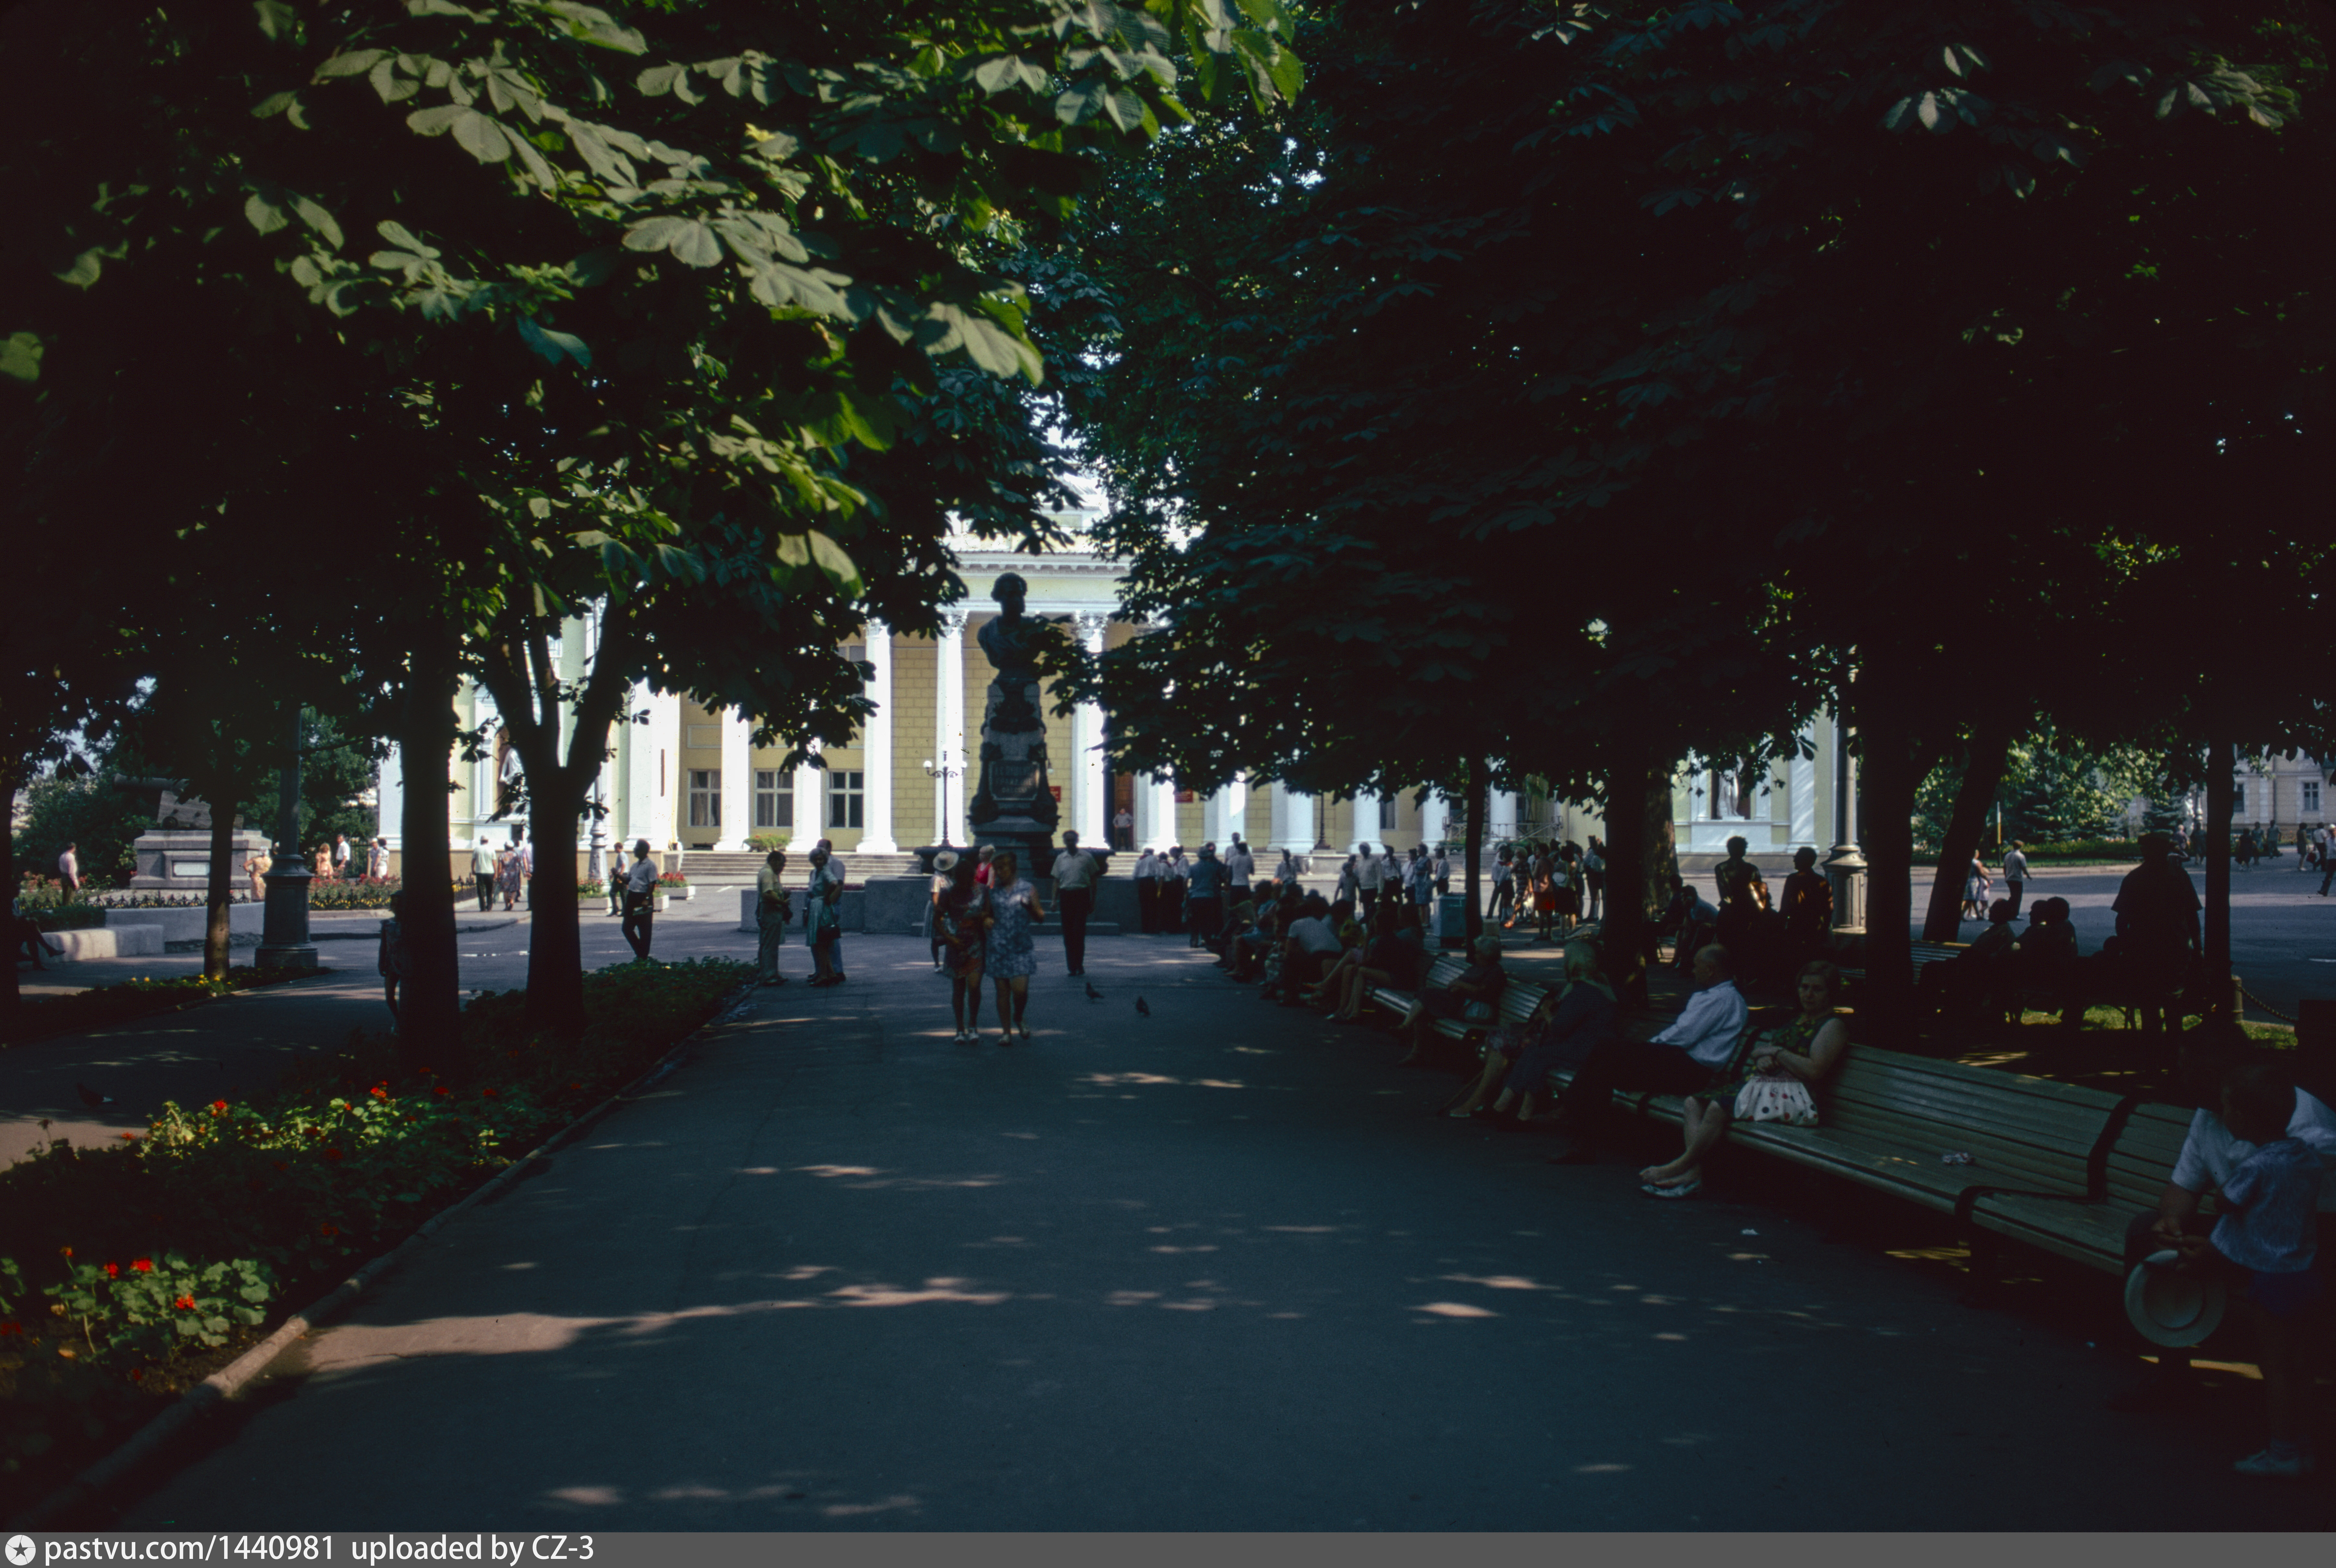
7, 978, 759, 1529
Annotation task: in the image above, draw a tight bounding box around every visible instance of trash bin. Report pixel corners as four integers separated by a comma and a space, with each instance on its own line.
1437, 892, 1471, 949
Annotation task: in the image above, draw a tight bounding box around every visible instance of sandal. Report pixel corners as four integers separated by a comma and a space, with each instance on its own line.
1641, 1179, 1702, 1199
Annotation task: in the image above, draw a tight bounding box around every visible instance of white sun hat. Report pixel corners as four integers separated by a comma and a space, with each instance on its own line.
2123, 1249, 2227, 1349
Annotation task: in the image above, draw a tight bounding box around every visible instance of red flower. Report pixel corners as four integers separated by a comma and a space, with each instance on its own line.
0, 1322, 24, 1337
104, 1262, 120, 1278
58, 1246, 73, 1259
432, 1086, 451, 1098
209, 1099, 229, 1115
128, 1367, 144, 1382
318, 1222, 339, 1238
303, 1126, 320, 1137
131, 1258, 153, 1273
119, 1132, 138, 1142
322, 1148, 343, 1162
174, 1295, 196, 1310
481, 1089, 498, 1100
368, 1084, 390, 1100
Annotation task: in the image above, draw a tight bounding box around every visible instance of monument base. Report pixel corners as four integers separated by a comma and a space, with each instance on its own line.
971, 820, 1056, 873
130, 828, 274, 892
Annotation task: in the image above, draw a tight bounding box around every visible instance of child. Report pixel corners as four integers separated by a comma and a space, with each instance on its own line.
2176, 1062, 2325, 1478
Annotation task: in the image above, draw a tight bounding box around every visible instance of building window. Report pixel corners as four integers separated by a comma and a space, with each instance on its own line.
841, 640, 866, 675
829, 770, 864, 829
688, 769, 720, 829
1379, 795, 1398, 831
2234, 783, 2246, 814
755, 769, 792, 830
2305, 781, 2322, 815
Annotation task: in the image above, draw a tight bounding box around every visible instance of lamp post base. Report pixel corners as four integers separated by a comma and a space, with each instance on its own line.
255, 944, 320, 970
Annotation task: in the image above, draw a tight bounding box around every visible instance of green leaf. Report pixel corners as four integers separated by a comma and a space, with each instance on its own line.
53, 248, 106, 288
805, 531, 864, 596
637, 62, 687, 97
291, 195, 343, 249
669, 220, 722, 266
245, 192, 290, 235
517, 316, 592, 370
622, 215, 688, 251
315, 49, 389, 79
375, 220, 440, 258
452, 108, 514, 163
252, 91, 298, 118
253, 0, 299, 39
1, 331, 42, 384
407, 104, 465, 136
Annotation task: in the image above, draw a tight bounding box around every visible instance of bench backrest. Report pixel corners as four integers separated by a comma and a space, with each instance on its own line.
1421, 954, 1467, 991
1498, 982, 1548, 1024
1823, 1047, 2121, 1194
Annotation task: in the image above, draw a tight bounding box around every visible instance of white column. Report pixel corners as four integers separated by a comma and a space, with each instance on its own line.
1269, 781, 1314, 853
1203, 784, 1235, 846
377, 744, 405, 851
623, 687, 681, 851
937, 609, 969, 845
859, 622, 898, 853
1072, 613, 1109, 847
1420, 790, 1448, 849
716, 707, 752, 850
1789, 722, 1818, 846
1144, 773, 1177, 850
1489, 790, 1519, 843
789, 755, 824, 853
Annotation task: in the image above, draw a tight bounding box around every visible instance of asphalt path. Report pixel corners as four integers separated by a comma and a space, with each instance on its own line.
109, 933, 2325, 1530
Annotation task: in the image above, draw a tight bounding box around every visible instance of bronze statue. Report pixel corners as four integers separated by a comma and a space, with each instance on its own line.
968, 572, 1059, 850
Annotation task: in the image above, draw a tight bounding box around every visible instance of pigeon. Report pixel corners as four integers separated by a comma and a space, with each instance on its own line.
1135, 996, 1150, 1017
75, 1082, 113, 1109
1085, 981, 1104, 1002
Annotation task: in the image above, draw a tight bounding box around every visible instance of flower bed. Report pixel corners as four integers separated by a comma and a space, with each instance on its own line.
657, 871, 689, 889
0, 956, 750, 1511
7, 966, 325, 1050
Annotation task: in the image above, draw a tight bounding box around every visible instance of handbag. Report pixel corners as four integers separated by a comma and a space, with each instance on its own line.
1734, 1075, 1818, 1126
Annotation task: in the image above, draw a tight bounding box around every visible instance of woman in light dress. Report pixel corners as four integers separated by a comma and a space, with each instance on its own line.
982, 849, 1047, 1045
244, 848, 272, 902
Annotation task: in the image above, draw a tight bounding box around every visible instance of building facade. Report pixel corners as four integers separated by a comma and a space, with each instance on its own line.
375, 519, 1856, 874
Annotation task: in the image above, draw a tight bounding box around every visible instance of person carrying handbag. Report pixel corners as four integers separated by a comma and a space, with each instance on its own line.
805, 846, 845, 986
1639, 959, 1850, 1198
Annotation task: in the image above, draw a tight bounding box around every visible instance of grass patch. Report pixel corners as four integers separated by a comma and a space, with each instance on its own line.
0, 955, 750, 1512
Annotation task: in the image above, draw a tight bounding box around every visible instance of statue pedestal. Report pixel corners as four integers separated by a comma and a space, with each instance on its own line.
969, 674, 1058, 870
130, 829, 275, 892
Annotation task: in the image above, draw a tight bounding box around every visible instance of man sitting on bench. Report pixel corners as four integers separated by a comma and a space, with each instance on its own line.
1542, 944, 1749, 1164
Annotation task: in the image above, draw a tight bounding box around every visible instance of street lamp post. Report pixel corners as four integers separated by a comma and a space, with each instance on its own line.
923, 751, 964, 847
1822, 709, 1867, 933
256, 705, 317, 970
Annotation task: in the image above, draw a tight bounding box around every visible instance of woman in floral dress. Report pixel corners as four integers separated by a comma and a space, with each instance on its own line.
934, 853, 990, 1041
982, 849, 1047, 1045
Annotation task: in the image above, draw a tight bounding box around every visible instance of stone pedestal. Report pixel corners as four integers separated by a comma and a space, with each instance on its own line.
130, 829, 275, 892
968, 672, 1058, 870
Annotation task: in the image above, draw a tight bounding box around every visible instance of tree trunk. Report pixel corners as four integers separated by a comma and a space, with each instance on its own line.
1854, 684, 1926, 1045
1921, 717, 2016, 943
1598, 741, 1656, 1009
203, 806, 236, 979
1642, 772, 1678, 916
2204, 734, 2234, 1015
395, 644, 462, 1075
526, 771, 588, 1037
1462, 757, 1486, 944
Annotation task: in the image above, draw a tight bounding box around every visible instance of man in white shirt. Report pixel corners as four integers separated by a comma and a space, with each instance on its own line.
1224, 834, 1255, 889
2111, 1040, 2336, 1410
1545, 944, 1750, 1163
1357, 843, 1385, 919
56, 843, 80, 894
620, 839, 661, 958
1051, 830, 1099, 975
2001, 840, 2030, 917
1113, 807, 1135, 851
1276, 894, 1347, 1006
470, 836, 497, 911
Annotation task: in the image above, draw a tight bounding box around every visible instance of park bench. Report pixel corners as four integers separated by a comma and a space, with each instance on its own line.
1538, 1042, 2182, 1275
1836, 940, 1962, 993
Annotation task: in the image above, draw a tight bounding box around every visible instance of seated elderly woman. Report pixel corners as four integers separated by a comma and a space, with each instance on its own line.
1392, 935, 1507, 1066
1442, 938, 1616, 1123
1313, 899, 1426, 1022
1639, 958, 1849, 1197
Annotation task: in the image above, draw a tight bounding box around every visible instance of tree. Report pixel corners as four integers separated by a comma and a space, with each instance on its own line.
7, 0, 1307, 1047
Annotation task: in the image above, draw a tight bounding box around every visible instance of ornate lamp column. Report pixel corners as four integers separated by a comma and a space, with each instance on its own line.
1823, 709, 1867, 932
256, 705, 316, 970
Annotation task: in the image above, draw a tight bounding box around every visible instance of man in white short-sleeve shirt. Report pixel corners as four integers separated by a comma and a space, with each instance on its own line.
2111, 1047, 2336, 1411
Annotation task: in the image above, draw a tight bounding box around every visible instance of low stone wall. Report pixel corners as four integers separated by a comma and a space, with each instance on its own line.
104, 905, 266, 945
45, 925, 166, 961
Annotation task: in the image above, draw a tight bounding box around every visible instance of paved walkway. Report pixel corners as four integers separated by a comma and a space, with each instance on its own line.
114, 935, 2324, 1530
